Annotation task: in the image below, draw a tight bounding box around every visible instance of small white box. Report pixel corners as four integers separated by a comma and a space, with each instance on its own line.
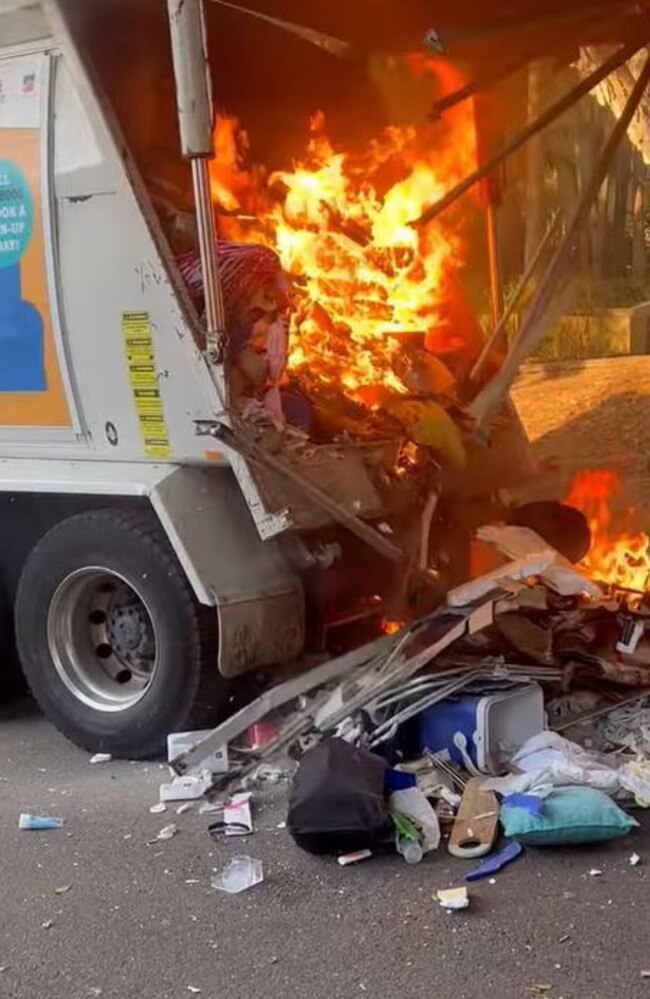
160, 773, 212, 802
167, 730, 228, 775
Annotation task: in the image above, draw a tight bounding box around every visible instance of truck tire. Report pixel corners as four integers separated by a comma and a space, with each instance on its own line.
14, 509, 227, 759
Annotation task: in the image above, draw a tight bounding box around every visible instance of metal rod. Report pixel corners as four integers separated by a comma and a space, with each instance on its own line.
470, 52, 650, 423
470, 212, 562, 381
554, 691, 650, 733
413, 42, 640, 229
486, 201, 503, 328
191, 158, 227, 359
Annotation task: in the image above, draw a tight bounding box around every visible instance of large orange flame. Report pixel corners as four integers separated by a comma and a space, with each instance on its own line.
566, 470, 650, 592
209, 58, 477, 406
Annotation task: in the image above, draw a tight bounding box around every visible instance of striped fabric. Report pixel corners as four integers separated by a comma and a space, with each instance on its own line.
177, 241, 285, 322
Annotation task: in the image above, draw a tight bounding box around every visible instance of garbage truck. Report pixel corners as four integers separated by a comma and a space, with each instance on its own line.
0, 0, 574, 758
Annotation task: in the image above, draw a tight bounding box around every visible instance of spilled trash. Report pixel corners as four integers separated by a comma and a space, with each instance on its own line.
160, 524, 650, 892
211, 856, 264, 894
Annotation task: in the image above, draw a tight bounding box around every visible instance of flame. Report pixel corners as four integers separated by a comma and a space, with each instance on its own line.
565, 470, 650, 592
209, 58, 477, 404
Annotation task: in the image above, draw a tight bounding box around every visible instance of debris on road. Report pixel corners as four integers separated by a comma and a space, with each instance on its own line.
465, 841, 523, 881
149, 803, 167, 815
157, 824, 178, 841
19, 814, 64, 831
337, 849, 373, 867
167, 730, 228, 777
208, 792, 254, 838
54, 885, 71, 895
211, 856, 264, 894
89, 753, 112, 765
159, 772, 212, 803
436, 886, 470, 911
168, 523, 650, 878
589, 869, 603, 877
630, 852, 642, 866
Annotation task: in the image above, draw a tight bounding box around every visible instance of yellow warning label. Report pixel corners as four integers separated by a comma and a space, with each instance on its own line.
121, 312, 172, 460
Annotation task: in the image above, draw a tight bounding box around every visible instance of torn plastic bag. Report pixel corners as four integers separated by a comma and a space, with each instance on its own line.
287, 739, 392, 855
511, 731, 621, 795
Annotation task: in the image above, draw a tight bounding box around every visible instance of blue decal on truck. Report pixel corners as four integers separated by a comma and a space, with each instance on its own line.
0, 159, 44, 392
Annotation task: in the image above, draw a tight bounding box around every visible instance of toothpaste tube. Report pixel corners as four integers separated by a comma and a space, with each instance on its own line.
19, 813, 64, 831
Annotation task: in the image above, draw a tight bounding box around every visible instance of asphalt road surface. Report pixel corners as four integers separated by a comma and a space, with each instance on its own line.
2, 700, 650, 999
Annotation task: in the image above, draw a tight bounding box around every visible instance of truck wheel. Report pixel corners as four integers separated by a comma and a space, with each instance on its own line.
14, 509, 226, 759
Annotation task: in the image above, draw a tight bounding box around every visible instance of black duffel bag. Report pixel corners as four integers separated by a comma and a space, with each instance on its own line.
287, 738, 392, 855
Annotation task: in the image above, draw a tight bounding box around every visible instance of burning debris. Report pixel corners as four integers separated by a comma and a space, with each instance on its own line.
205, 55, 481, 446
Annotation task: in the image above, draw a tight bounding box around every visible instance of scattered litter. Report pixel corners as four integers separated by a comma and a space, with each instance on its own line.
558, 935, 570, 944
149, 803, 167, 815
211, 856, 264, 894
276, 821, 286, 830
89, 753, 112, 765
176, 803, 193, 816
187, 988, 201, 995
589, 868, 603, 877
199, 801, 221, 815
641, 970, 650, 979
157, 824, 178, 841
436, 887, 470, 911
160, 772, 212, 803
338, 849, 372, 867
527, 986, 552, 996
249, 764, 290, 785
185, 878, 201, 884
465, 841, 523, 882
19, 814, 63, 831
208, 792, 253, 838
167, 730, 228, 776
389, 787, 440, 853
88, 990, 102, 998
630, 853, 642, 867
54, 885, 71, 895
41, 920, 53, 930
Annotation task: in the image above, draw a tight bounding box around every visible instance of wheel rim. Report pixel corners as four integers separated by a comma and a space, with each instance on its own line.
47, 568, 158, 713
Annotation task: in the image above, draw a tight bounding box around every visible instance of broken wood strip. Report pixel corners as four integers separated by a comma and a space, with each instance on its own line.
448, 778, 500, 859
209, 422, 406, 563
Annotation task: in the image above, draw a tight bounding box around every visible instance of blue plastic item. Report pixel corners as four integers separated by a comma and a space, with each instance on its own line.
19, 813, 64, 831
384, 769, 417, 792
417, 684, 545, 774
464, 841, 523, 882
502, 793, 544, 815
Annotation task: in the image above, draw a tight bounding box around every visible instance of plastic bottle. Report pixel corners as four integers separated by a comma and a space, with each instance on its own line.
396, 836, 423, 865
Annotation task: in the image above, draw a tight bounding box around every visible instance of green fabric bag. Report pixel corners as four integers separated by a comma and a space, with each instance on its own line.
500, 786, 636, 846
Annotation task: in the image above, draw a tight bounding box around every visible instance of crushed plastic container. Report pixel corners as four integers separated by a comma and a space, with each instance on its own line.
417, 683, 545, 775
211, 856, 264, 894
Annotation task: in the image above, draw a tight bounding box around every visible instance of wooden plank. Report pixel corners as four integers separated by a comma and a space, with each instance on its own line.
448, 778, 500, 859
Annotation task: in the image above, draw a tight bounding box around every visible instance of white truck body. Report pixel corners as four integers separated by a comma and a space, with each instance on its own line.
0, 0, 304, 686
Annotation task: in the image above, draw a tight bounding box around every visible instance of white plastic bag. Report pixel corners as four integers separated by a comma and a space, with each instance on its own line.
389, 788, 441, 853
511, 731, 621, 794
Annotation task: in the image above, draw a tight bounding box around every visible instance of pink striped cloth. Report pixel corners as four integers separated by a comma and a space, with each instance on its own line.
177, 241, 285, 321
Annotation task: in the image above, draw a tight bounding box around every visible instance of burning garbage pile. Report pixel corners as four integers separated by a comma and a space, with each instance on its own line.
201, 58, 485, 459
165, 498, 650, 888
